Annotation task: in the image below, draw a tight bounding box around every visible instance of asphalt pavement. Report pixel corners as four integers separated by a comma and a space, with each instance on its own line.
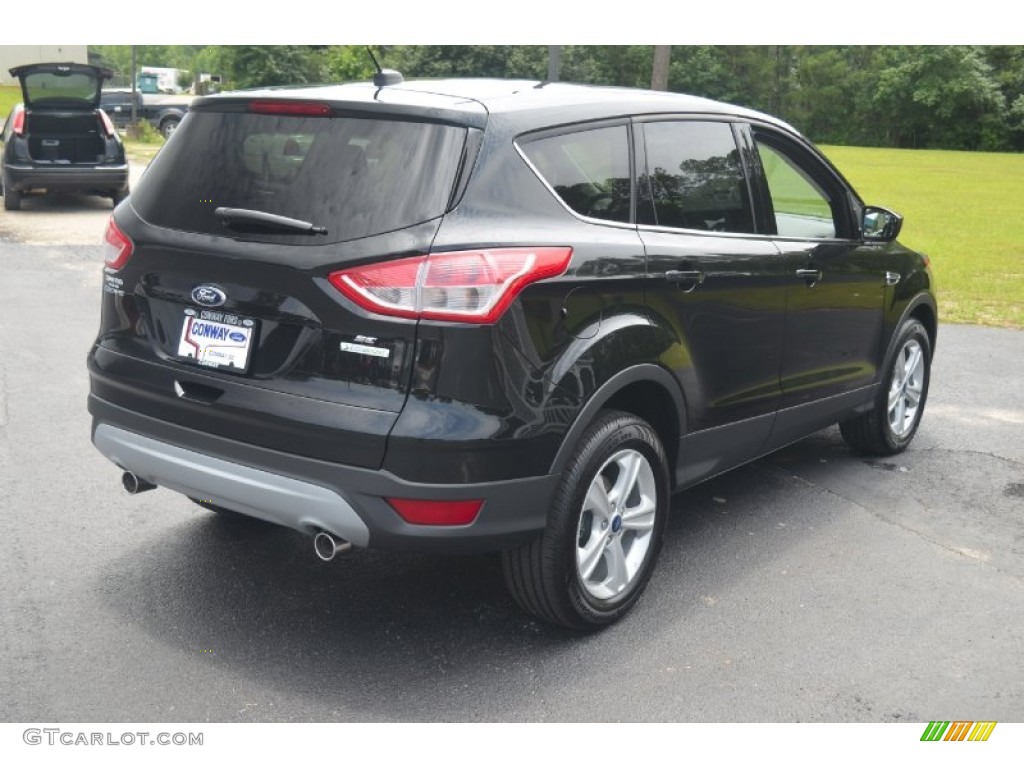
0, 194, 1021, 722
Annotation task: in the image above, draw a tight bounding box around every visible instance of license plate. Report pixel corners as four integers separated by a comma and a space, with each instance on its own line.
177, 309, 255, 373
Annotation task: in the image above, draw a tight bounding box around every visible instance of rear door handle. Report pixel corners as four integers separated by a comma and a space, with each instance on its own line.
795, 268, 822, 285
665, 269, 705, 290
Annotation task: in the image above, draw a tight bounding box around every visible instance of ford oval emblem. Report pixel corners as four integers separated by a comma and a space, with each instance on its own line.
191, 285, 227, 307
228, 331, 246, 342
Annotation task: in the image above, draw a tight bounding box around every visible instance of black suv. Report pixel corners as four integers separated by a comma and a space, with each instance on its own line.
87, 76, 936, 630
1, 63, 129, 210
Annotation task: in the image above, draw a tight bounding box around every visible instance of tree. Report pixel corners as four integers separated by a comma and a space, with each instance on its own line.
85, 44, 1024, 151
873, 46, 1005, 149
218, 46, 328, 90
384, 46, 546, 79
561, 46, 651, 88
323, 47, 377, 83
651, 46, 671, 91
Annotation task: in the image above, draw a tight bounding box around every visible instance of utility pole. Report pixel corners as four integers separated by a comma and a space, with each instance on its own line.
651, 45, 671, 91
130, 45, 138, 126
547, 46, 561, 82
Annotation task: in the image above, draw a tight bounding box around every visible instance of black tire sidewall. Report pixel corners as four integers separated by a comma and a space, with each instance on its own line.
3, 187, 20, 211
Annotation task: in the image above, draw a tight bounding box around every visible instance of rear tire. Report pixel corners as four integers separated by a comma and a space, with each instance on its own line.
3, 187, 21, 211
502, 410, 669, 631
160, 117, 180, 139
111, 187, 129, 207
840, 318, 931, 456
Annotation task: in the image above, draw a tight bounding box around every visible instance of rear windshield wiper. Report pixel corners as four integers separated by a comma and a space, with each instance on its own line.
214, 207, 327, 235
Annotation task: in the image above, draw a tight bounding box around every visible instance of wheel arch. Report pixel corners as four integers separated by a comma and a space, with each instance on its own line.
549, 364, 686, 487
908, 298, 937, 356
888, 291, 938, 367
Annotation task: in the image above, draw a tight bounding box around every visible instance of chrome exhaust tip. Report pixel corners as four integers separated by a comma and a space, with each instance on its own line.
314, 531, 352, 562
122, 471, 157, 495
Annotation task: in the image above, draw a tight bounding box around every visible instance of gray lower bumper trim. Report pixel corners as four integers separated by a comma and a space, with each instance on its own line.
94, 423, 370, 546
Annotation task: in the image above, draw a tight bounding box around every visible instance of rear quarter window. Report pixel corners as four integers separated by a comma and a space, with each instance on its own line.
519, 124, 632, 224
130, 110, 468, 245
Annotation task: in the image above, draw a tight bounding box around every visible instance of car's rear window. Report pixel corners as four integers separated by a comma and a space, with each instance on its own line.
23, 71, 101, 107
130, 110, 468, 244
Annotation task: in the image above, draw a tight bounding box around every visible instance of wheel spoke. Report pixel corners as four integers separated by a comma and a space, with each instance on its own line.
894, 351, 907, 387
904, 345, 922, 381
905, 380, 922, 407
578, 533, 608, 581
888, 383, 902, 413
894, 394, 906, 432
621, 497, 656, 532
605, 538, 630, 594
608, 452, 642, 508
584, 478, 613, 522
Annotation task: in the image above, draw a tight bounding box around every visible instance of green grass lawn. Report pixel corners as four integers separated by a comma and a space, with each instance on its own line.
821, 145, 1024, 329
0, 85, 21, 117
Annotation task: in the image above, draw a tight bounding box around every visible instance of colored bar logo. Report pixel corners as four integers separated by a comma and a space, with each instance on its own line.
921, 721, 997, 741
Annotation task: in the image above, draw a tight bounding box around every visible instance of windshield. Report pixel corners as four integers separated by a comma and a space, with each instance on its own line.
130, 109, 468, 245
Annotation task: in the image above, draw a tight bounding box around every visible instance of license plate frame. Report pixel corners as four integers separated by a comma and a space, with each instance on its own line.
176, 308, 256, 374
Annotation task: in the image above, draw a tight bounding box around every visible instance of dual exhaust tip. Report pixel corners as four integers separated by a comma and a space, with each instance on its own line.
122, 471, 156, 495
121, 471, 352, 561
314, 531, 352, 561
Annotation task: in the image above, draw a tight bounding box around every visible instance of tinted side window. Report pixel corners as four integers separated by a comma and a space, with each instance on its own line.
756, 142, 837, 239
521, 125, 631, 224
640, 121, 753, 233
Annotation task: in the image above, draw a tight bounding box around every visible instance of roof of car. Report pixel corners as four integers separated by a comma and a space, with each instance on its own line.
193, 77, 794, 135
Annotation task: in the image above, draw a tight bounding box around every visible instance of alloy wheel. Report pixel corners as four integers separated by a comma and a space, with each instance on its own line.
576, 448, 658, 600
888, 338, 925, 437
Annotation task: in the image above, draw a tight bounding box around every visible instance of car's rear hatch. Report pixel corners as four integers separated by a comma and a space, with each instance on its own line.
90, 90, 486, 469
11, 62, 109, 110
9, 63, 114, 164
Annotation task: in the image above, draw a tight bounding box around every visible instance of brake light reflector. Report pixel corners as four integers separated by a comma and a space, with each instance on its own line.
328, 247, 572, 324
249, 101, 332, 116
11, 105, 25, 136
387, 498, 483, 526
102, 218, 134, 270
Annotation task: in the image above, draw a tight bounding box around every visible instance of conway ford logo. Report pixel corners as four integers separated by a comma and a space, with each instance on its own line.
191, 285, 227, 307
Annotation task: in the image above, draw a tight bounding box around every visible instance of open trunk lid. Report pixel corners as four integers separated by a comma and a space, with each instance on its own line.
10, 62, 111, 111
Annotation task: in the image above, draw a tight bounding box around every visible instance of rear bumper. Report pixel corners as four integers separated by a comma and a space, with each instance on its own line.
4, 162, 129, 193
89, 395, 558, 554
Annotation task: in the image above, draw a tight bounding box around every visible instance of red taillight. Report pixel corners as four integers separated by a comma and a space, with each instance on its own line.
249, 101, 332, 116
387, 498, 483, 526
11, 105, 25, 136
102, 218, 134, 270
328, 247, 573, 324
99, 109, 116, 137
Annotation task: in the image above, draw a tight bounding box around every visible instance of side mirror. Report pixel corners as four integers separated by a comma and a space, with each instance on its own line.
862, 205, 903, 242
